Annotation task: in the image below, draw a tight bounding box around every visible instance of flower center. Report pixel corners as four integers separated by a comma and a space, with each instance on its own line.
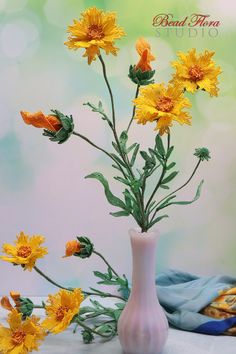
56, 306, 69, 321
12, 330, 26, 345
188, 65, 204, 81
87, 25, 104, 40
156, 96, 174, 112
17, 246, 32, 258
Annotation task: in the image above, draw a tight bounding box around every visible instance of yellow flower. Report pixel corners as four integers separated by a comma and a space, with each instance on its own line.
65, 7, 126, 64
0, 232, 48, 271
133, 83, 191, 135
42, 289, 84, 334
171, 48, 222, 96
20, 111, 62, 131
0, 309, 46, 354
135, 37, 155, 72
63, 240, 81, 258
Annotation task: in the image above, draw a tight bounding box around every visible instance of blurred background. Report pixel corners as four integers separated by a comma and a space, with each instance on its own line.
0, 0, 235, 295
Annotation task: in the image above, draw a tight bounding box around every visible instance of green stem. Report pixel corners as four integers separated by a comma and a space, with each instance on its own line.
150, 158, 202, 223
72, 131, 127, 179
34, 266, 70, 291
83, 291, 126, 302
145, 133, 170, 214
75, 318, 112, 339
98, 55, 145, 230
33, 305, 44, 309
126, 84, 140, 132
93, 250, 119, 278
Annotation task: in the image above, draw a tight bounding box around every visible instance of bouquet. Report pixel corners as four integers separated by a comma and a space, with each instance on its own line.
0, 7, 221, 353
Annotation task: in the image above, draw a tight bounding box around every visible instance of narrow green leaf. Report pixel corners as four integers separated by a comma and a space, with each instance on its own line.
114, 176, 130, 186
111, 154, 127, 168
127, 143, 137, 154
170, 180, 204, 206
85, 172, 126, 209
110, 210, 130, 217
161, 171, 178, 185
119, 131, 128, 152
160, 185, 170, 189
166, 146, 174, 159
155, 135, 165, 156
130, 144, 140, 166
112, 142, 120, 153
149, 214, 169, 228
166, 162, 176, 170
157, 195, 176, 210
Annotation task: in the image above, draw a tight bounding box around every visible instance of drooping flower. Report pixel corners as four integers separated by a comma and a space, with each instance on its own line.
1, 292, 21, 312
0, 309, 46, 354
171, 49, 222, 96
65, 7, 126, 64
63, 240, 81, 258
133, 83, 191, 135
135, 38, 155, 72
0, 232, 48, 271
20, 111, 62, 131
21, 110, 74, 144
42, 289, 84, 334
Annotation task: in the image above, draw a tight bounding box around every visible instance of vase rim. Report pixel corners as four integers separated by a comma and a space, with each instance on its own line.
129, 228, 159, 238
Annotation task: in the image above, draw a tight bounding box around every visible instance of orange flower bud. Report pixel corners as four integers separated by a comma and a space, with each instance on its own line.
63, 240, 81, 258
1, 296, 13, 311
135, 38, 155, 72
10, 291, 21, 307
20, 111, 62, 132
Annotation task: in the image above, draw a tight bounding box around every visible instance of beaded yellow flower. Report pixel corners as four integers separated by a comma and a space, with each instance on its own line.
0, 232, 48, 271
0, 309, 46, 354
42, 289, 84, 334
133, 83, 191, 135
171, 48, 222, 96
65, 7, 126, 64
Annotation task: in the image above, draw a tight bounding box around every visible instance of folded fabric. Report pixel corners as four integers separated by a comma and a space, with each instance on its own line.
156, 269, 236, 335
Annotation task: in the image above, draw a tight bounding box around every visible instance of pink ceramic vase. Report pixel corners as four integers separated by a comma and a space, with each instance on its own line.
118, 229, 169, 354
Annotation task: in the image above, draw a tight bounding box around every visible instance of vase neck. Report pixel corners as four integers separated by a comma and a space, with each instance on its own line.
130, 230, 158, 296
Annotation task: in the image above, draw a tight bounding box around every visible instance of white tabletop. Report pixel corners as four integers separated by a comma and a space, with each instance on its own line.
0, 297, 235, 354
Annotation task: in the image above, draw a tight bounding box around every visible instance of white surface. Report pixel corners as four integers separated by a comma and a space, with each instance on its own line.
0, 297, 235, 354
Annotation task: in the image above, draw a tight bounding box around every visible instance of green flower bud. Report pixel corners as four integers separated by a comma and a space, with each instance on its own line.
128, 65, 155, 86
194, 147, 211, 161
81, 329, 94, 344
43, 110, 74, 144
18, 297, 34, 318
75, 236, 94, 259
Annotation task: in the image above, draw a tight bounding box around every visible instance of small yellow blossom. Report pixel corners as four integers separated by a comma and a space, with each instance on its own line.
0, 232, 48, 271
133, 83, 191, 135
171, 48, 222, 96
65, 7, 125, 64
42, 289, 84, 334
0, 309, 46, 354
135, 38, 155, 72
63, 240, 81, 258
20, 111, 62, 131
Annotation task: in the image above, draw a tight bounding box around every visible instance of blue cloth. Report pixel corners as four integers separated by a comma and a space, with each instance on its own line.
156, 269, 236, 335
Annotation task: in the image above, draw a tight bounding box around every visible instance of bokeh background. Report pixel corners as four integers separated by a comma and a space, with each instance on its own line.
0, 0, 236, 295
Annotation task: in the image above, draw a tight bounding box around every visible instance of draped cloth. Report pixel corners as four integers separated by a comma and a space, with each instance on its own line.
156, 269, 236, 335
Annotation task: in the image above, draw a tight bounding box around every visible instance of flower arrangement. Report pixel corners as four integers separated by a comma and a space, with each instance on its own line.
0, 6, 221, 353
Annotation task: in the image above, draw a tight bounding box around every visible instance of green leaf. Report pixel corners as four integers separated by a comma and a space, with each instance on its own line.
149, 214, 169, 228
110, 210, 130, 217
85, 172, 126, 209
130, 144, 140, 166
111, 154, 127, 168
170, 180, 204, 206
119, 131, 128, 152
160, 185, 170, 189
114, 176, 130, 186
155, 135, 165, 156
112, 142, 120, 153
166, 146, 174, 159
166, 162, 176, 170
157, 195, 176, 210
161, 171, 178, 185
127, 143, 137, 154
